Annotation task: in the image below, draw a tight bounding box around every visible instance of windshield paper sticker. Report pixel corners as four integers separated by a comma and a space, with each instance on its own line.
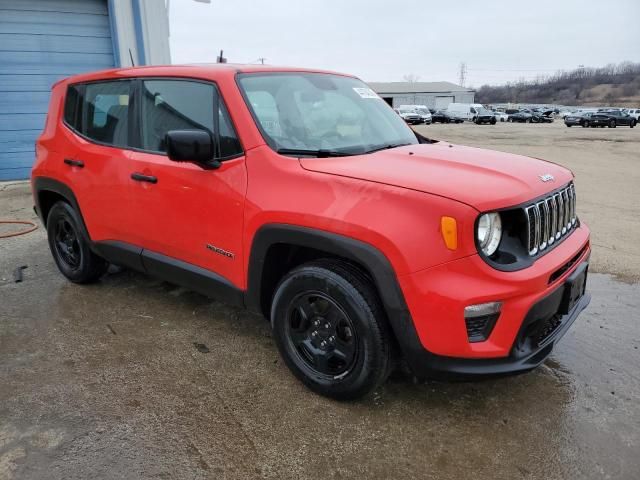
353, 87, 379, 99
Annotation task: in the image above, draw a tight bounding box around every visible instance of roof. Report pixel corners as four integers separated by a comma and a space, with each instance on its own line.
60, 64, 358, 85
367, 81, 473, 94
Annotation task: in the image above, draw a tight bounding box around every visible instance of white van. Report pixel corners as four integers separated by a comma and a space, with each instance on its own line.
446, 103, 485, 121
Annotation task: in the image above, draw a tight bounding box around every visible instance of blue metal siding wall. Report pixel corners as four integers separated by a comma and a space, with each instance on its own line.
0, 0, 115, 180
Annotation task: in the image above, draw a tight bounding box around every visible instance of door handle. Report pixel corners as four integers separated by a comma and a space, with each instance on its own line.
131, 172, 158, 184
64, 158, 84, 168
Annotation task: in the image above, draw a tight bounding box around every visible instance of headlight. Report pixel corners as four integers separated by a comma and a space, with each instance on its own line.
477, 212, 502, 256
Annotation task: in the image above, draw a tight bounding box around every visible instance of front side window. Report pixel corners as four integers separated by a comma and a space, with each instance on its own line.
141, 80, 242, 158
238, 73, 418, 155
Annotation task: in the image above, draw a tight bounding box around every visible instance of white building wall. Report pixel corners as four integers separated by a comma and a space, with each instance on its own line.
110, 0, 170, 67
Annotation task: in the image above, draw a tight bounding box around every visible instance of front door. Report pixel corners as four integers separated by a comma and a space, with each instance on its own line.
128, 79, 247, 288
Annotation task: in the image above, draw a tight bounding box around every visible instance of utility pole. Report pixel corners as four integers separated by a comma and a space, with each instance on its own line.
458, 62, 467, 87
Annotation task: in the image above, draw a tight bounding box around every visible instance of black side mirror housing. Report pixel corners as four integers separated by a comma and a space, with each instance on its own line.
165, 130, 219, 167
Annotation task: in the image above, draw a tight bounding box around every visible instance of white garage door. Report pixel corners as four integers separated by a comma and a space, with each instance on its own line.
0, 0, 115, 180
435, 96, 455, 109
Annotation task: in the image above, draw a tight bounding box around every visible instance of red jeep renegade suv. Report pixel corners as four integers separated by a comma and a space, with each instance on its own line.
32, 65, 590, 399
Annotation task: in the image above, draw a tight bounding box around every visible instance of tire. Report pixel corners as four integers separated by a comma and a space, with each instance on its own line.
526, 118, 531, 123
46, 201, 108, 283
631, 121, 636, 128
566, 124, 572, 127
609, 120, 616, 128
490, 118, 496, 125
583, 121, 589, 128
270, 259, 393, 400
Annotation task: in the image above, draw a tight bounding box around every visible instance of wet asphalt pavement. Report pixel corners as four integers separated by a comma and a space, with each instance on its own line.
1, 183, 639, 479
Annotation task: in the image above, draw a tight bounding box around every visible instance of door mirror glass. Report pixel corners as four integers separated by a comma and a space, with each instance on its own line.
166, 130, 215, 163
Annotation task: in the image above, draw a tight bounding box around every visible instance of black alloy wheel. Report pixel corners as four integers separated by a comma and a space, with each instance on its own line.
271, 260, 393, 400
583, 120, 589, 128
285, 292, 357, 377
609, 119, 616, 128
53, 217, 81, 269
47, 201, 108, 283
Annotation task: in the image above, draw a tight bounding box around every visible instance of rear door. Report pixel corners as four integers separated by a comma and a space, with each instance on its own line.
127, 78, 247, 288
63, 80, 138, 245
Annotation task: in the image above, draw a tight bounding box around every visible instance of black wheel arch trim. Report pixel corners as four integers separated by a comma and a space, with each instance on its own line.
245, 224, 429, 372
33, 176, 95, 248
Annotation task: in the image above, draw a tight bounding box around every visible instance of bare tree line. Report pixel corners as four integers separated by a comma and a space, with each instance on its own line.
476, 62, 640, 105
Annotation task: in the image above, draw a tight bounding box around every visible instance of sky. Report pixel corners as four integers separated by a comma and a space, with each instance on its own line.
168, 0, 640, 87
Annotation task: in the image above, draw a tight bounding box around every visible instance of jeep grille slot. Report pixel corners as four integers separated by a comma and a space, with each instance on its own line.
525, 183, 576, 256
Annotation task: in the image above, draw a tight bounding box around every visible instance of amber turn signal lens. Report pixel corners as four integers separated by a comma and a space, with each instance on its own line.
441, 216, 458, 250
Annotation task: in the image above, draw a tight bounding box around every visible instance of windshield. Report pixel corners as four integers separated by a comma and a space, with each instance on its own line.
237, 72, 418, 155
415, 108, 430, 114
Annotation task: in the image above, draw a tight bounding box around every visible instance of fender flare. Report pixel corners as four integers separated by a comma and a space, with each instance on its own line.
246, 224, 427, 368
32, 176, 92, 243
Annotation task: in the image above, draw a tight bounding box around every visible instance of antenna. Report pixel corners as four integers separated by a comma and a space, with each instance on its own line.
129, 49, 135, 67
458, 62, 467, 87
216, 50, 227, 63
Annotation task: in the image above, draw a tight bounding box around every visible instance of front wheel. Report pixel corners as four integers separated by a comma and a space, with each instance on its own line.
609, 119, 616, 128
583, 121, 589, 128
631, 121, 636, 128
46, 201, 108, 283
270, 260, 393, 400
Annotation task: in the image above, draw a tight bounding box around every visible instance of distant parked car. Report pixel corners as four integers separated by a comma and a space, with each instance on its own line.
509, 109, 553, 123
473, 108, 497, 125
446, 103, 486, 121
531, 109, 554, 123
492, 111, 509, 122
397, 105, 432, 124
431, 110, 463, 123
396, 107, 423, 125
508, 110, 534, 123
626, 108, 640, 120
564, 112, 594, 127
592, 111, 637, 128
578, 112, 634, 128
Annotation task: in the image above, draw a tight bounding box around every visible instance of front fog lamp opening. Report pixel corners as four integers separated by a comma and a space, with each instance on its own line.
477, 212, 502, 256
464, 301, 502, 342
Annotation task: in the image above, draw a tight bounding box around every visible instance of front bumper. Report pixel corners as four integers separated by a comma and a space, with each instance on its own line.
395, 224, 591, 379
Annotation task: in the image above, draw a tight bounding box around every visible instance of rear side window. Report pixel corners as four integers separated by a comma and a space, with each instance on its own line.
64, 85, 82, 130
140, 79, 242, 158
85, 81, 131, 147
64, 81, 131, 147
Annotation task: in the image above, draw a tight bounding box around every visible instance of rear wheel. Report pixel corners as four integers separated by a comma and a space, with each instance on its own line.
631, 120, 636, 128
270, 260, 393, 400
46, 202, 108, 283
583, 120, 589, 128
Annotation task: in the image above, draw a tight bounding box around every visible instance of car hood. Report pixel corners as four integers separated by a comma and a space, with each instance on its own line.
299, 143, 573, 211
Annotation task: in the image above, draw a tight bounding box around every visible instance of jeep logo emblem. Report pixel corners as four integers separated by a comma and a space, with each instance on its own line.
539, 174, 555, 182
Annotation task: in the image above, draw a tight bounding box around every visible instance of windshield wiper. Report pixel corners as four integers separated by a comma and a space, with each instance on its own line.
364, 142, 412, 154
276, 148, 356, 158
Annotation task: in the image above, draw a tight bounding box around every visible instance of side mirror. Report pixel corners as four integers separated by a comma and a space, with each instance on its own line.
166, 130, 219, 167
